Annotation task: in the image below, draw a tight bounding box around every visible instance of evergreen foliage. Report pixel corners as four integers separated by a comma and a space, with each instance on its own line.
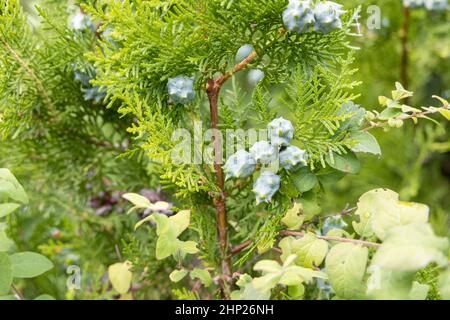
0, 0, 449, 301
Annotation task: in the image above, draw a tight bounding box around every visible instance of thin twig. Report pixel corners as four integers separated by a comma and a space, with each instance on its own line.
307, 205, 356, 225
363, 107, 446, 132
11, 284, 25, 300
230, 222, 381, 257
280, 230, 381, 248
230, 240, 253, 256
114, 244, 123, 262
216, 51, 257, 87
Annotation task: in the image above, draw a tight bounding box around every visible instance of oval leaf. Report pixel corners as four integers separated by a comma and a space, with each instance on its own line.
0, 253, 12, 294
122, 193, 151, 209
108, 261, 133, 294
326, 243, 368, 299
326, 152, 360, 174
0, 203, 21, 219
9, 252, 53, 278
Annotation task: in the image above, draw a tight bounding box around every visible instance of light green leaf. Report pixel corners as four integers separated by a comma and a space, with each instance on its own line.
0, 231, 14, 252
392, 82, 413, 101
150, 211, 195, 260
348, 131, 381, 155
129, 200, 171, 215
152, 213, 171, 236
337, 102, 366, 132
0, 295, 17, 300
291, 267, 327, 283
290, 233, 328, 268
34, 294, 56, 300
352, 209, 374, 238
438, 108, 450, 120
408, 281, 429, 300
149, 201, 171, 211
122, 193, 151, 209
401, 105, 421, 113
169, 269, 188, 283
134, 215, 154, 230
288, 284, 305, 299
279, 270, 303, 286
169, 210, 191, 237
367, 267, 418, 300
291, 168, 318, 193
253, 255, 326, 292
298, 191, 321, 220
326, 243, 368, 299
10, 252, 53, 278
190, 268, 212, 287
231, 274, 271, 300
179, 240, 199, 255
378, 96, 389, 106
325, 228, 352, 245
355, 188, 429, 240
378, 108, 403, 120
316, 167, 345, 186
326, 152, 360, 174
371, 223, 449, 272
0, 203, 21, 219
279, 237, 295, 262
433, 95, 449, 107
0, 169, 28, 204
254, 260, 281, 274
281, 202, 304, 230
438, 269, 450, 300
155, 234, 178, 260
0, 253, 12, 294
252, 273, 282, 290
108, 261, 133, 294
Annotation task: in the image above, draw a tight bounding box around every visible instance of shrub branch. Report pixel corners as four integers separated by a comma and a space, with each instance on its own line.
206, 51, 257, 298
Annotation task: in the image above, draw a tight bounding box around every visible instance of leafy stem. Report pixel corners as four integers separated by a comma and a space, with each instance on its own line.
363, 104, 450, 132
280, 230, 381, 248
230, 229, 381, 258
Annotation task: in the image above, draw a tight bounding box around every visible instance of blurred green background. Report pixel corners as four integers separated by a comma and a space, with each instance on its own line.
0, 0, 448, 299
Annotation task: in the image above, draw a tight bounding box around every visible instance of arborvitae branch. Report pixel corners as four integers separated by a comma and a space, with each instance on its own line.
0, 39, 55, 113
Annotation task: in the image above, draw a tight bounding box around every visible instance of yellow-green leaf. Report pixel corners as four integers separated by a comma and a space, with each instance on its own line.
371, 223, 448, 271
0, 203, 21, 219
281, 202, 304, 230
438, 108, 450, 120
169, 269, 188, 283
122, 193, 151, 209
108, 261, 133, 294
190, 268, 212, 287
0, 253, 12, 294
355, 188, 429, 240
326, 243, 368, 299
169, 210, 191, 237
291, 233, 328, 268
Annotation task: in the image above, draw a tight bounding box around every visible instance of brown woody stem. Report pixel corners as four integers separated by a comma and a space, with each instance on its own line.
206, 51, 257, 299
